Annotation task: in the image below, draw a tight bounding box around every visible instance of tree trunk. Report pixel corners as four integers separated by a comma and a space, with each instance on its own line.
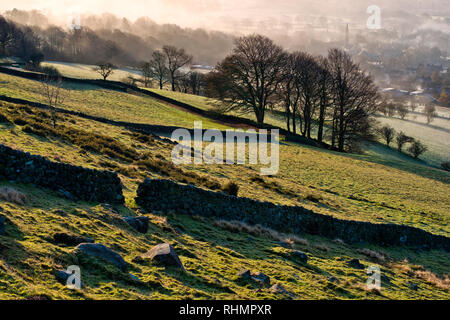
255, 108, 265, 126
338, 104, 345, 152
317, 102, 325, 143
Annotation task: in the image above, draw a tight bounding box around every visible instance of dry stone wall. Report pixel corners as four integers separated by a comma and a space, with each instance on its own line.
136, 178, 449, 250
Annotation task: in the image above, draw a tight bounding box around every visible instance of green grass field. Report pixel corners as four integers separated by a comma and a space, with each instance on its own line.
146, 89, 450, 168
0, 67, 449, 300
41, 61, 142, 82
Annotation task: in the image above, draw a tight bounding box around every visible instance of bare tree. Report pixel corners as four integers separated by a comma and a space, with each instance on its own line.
140, 62, 153, 87
94, 62, 116, 81
378, 125, 395, 146
295, 52, 321, 139
408, 140, 427, 159
162, 45, 193, 91
177, 71, 191, 93
424, 104, 437, 124
316, 56, 332, 143
396, 104, 409, 120
188, 72, 205, 95
206, 34, 287, 126
387, 102, 396, 117
40, 75, 68, 128
395, 131, 413, 152
0, 17, 13, 56
327, 48, 379, 152
148, 50, 169, 90
279, 53, 300, 133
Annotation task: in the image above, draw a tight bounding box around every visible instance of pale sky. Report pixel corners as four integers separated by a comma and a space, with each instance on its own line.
0, 0, 447, 30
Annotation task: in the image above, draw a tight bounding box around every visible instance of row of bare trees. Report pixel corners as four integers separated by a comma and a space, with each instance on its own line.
379, 99, 438, 124
140, 45, 204, 93
378, 125, 427, 159
206, 34, 380, 152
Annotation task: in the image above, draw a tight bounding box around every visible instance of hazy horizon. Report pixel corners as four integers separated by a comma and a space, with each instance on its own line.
1, 0, 449, 33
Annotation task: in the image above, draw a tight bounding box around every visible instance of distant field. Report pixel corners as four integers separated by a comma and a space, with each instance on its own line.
44, 62, 448, 167
376, 113, 450, 167
148, 88, 449, 168
41, 61, 142, 82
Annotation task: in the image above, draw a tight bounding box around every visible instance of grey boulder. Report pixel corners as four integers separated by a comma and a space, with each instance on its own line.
123, 216, 149, 234
75, 243, 128, 271
292, 250, 308, 264
142, 243, 185, 271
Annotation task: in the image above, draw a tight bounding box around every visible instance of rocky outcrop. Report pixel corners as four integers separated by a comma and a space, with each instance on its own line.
75, 243, 128, 271
136, 178, 450, 250
142, 243, 185, 271
0, 144, 124, 204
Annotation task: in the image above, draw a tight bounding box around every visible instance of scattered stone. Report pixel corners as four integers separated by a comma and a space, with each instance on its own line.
409, 282, 419, 291
0, 215, 5, 236
237, 269, 270, 286
55, 270, 83, 288
75, 243, 128, 272
123, 216, 149, 234
237, 269, 252, 280
347, 258, 365, 269
53, 233, 94, 246
142, 243, 185, 271
292, 250, 308, 264
270, 283, 289, 294
250, 272, 271, 286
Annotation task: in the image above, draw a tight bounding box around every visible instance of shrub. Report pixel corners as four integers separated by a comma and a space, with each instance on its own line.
40, 66, 61, 77
222, 181, 239, 196
407, 140, 427, 159
396, 131, 413, 152
378, 125, 395, 146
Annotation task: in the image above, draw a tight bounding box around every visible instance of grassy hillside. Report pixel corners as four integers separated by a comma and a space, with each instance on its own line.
146, 88, 450, 167
0, 73, 229, 130
41, 62, 450, 167
0, 71, 449, 300
41, 61, 141, 82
